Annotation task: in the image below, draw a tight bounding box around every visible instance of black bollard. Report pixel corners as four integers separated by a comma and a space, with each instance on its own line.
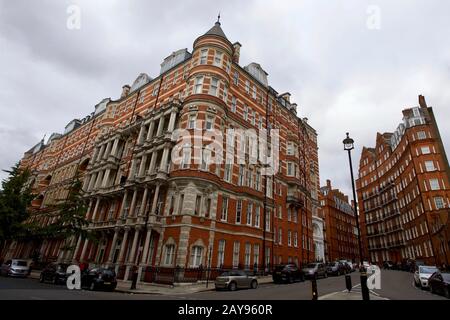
311, 278, 318, 300
360, 273, 370, 300
345, 274, 352, 291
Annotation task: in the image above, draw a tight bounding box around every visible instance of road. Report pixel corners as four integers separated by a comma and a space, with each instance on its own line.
0, 270, 446, 300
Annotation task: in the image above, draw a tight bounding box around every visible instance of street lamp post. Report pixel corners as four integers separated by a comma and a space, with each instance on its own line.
343, 132, 370, 300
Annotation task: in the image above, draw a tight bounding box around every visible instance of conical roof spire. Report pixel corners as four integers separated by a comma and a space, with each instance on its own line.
204, 16, 228, 40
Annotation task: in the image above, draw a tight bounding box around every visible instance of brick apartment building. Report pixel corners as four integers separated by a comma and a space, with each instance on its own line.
356, 95, 450, 266
319, 180, 359, 262
0, 20, 321, 280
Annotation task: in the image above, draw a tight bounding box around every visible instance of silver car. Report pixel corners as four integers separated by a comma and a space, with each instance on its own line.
215, 270, 258, 291
0, 259, 30, 277
302, 263, 328, 279
414, 265, 438, 289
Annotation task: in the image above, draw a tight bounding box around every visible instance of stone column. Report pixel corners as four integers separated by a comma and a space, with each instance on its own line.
137, 125, 146, 144
91, 198, 101, 221
88, 173, 97, 191
95, 170, 104, 189
138, 154, 148, 176
148, 151, 157, 174
159, 147, 170, 172
92, 146, 100, 163
80, 239, 90, 262
82, 174, 91, 191
168, 110, 177, 132
140, 229, 153, 265
146, 121, 155, 140
85, 199, 93, 219
139, 187, 149, 216
129, 159, 137, 178
150, 184, 161, 215
104, 140, 113, 159
102, 169, 111, 188
111, 138, 120, 158
128, 189, 138, 217
98, 144, 106, 161
117, 227, 130, 264
124, 228, 141, 281
156, 116, 165, 136
72, 235, 83, 263
107, 228, 120, 265
118, 190, 129, 219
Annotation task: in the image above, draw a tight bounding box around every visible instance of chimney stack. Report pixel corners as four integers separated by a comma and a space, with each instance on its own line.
232, 42, 242, 64
121, 85, 131, 98
326, 179, 331, 188
419, 94, 427, 108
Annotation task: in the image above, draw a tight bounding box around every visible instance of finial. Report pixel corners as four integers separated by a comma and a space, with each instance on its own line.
217, 12, 221, 24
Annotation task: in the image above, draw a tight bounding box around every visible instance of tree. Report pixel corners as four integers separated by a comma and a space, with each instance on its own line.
0, 163, 33, 241
23, 175, 94, 248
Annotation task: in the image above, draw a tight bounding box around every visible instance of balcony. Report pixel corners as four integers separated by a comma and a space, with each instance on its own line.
287, 194, 304, 208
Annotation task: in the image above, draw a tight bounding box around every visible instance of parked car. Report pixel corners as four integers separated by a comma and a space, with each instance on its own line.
302, 263, 327, 279
0, 259, 30, 277
39, 263, 69, 284
327, 262, 346, 276
383, 260, 395, 270
413, 265, 439, 289
80, 267, 117, 291
428, 271, 450, 298
215, 270, 258, 291
273, 264, 305, 283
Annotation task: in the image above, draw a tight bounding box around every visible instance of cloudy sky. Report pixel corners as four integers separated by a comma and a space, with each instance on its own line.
1, 0, 449, 196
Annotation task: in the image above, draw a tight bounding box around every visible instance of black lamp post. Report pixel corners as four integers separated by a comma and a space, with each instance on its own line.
343, 132, 369, 300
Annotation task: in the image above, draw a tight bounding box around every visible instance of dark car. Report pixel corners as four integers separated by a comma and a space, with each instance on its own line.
302, 263, 327, 279
81, 267, 117, 291
40, 263, 69, 284
273, 264, 305, 283
428, 271, 450, 299
383, 260, 395, 270
327, 262, 346, 276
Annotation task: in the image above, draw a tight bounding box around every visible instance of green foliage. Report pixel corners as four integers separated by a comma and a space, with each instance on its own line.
0, 163, 33, 241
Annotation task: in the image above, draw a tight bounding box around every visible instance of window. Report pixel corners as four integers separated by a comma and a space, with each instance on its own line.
265, 209, 271, 231
287, 142, 295, 156
221, 197, 228, 221
243, 105, 248, 121
434, 197, 445, 209
201, 148, 211, 171
217, 240, 225, 267
233, 241, 240, 268
255, 170, 261, 190
287, 207, 291, 221
429, 179, 440, 190
254, 205, 260, 227
258, 116, 263, 130
251, 110, 256, 125
417, 131, 426, 140
236, 200, 242, 224
224, 163, 232, 182
195, 195, 201, 215
210, 78, 219, 96
425, 161, 436, 172
233, 71, 239, 85
244, 243, 251, 269
252, 85, 257, 99
200, 49, 208, 64
223, 86, 228, 101
164, 244, 175, 265
194, 76, 203, 94
205, 115, 214, 130
190, 246, 203, 267
152, 85, 159, 96
287, 162, 295, 176
214, 50, 223, 66
294, 232, 298, 247
181, 145, 191, 168
188, 114, 196, 129
246, 202, 253, 225
231, 96, 237, 113
245, 80, 250, 94
278, 227, 282, 244
253, 244, 260, 268
421, 146, 431, 154
288, 230, 292, 246
178, 194, 184, 214
238, 165, 245, 186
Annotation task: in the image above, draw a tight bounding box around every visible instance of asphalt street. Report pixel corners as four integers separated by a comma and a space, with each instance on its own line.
0, 270, 446, 300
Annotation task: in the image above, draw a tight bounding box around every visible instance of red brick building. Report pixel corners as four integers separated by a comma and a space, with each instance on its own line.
1, 20, 321, 280
319, 180, 359, 262
356, 95, 450, 266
